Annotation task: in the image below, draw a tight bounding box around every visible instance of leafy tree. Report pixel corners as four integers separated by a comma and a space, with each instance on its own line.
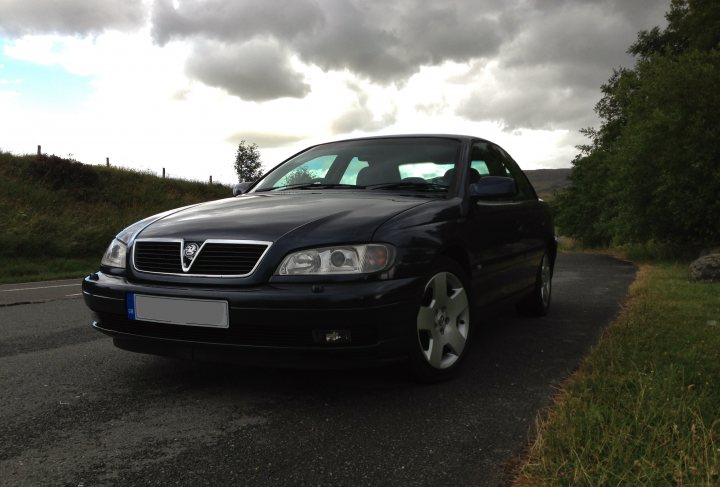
279, 167, 318, 187
233, 140, 263, 182
555, 0, 720, 249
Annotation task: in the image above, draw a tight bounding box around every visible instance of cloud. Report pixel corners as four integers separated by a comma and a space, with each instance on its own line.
0, 0, 674, 174
150, 0, 324, 45
288, 1, 502, 82
225, 131, 306, 149
501, 2, 655, 75
330, 81, 396, 134
331, 107, 393, 134
151, 0, 505, 86
0, 0, 145, 37
149, 0, 667, 113
457, 62, 602, 130
456, 0, 667, 130
459, 83, 599, 131
185, 39, 310, 101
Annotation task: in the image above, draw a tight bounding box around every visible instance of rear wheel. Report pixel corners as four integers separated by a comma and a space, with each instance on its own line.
517, 252, 552, 317
408, 258, 471, 382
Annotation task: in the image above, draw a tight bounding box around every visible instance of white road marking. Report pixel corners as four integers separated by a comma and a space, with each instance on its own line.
0, 283, 81, 293
65, 293, 83, 297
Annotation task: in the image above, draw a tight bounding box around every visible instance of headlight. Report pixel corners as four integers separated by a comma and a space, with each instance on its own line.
101, 238, 127, 268
276, 244, 394, 275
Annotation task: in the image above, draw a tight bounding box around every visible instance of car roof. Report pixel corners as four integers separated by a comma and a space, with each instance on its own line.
311, 134, 489, 147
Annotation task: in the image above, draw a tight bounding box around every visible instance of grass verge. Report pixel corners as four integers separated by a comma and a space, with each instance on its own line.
0, 150, 230, 283
0, 257, 99, 284
516, 262, 720, 486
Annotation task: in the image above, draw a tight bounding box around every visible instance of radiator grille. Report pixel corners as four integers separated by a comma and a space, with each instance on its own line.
133, 240, 269, 276
134, 241, 182, 273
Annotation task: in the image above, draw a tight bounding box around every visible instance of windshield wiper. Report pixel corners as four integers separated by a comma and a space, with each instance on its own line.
365, 182, 448, 191
256, 183, 362, 192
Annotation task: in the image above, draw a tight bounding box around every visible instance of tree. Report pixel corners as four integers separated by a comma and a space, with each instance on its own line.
554, 0, 720, 249
233, 140, 263, 182
281, 167, 317, 187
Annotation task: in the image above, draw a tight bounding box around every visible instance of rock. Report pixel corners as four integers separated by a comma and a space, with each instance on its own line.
689, 254, 720, 282
699, 246, 720, 257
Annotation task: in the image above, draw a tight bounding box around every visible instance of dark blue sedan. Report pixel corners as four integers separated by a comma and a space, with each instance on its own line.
83, 135, 556, 381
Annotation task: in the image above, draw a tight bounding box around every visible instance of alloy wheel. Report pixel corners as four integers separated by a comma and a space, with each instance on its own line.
416, 271, 470, 369
540, 254, 551, 307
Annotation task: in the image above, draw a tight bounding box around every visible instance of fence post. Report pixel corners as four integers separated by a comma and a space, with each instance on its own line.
162, 168, 166, 178
37, 145, 41, 158
106, 157, 110, 167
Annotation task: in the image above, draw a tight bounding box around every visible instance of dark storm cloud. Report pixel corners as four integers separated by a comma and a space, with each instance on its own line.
151, 0, 324, 45
500, 0, 665, 72
459, 0, 668, 130
289, 1, 503, 82
151, 0, 505, 97
0, 0, 144, 36
150, 0, 668, 129
185, 40, 310, 101
458, 67, 601, 130
7, 0, 665, 131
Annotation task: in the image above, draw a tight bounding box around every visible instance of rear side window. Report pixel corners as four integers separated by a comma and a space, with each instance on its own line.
398, 162, 454, 181
494, 146, 537, 200
470, 160, 490, 175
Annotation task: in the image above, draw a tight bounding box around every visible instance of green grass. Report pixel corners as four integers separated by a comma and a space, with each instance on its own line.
517, 263, 720, 486
0, 151, 231, 283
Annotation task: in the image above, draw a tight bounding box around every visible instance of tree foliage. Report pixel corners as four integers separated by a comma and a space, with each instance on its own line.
233, 140, 263, 182
555, 0, 720, 249
281, 167, 317, 187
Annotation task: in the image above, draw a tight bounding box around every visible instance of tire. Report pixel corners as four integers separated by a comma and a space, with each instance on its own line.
516, 252, 553, 317
408, 257, 472, 382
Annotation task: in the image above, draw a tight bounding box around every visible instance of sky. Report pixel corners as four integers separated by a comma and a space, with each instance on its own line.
0, 0, 668, 185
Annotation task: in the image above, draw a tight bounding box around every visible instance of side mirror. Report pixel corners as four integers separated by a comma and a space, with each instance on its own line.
470, 176, 516, 199
232, 182, 253, 196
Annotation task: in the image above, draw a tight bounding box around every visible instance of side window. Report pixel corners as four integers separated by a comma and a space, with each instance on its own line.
471, 142, 523, 199
339, 157, 369, 184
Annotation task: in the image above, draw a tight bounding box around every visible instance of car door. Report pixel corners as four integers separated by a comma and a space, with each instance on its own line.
493, 144, 547, 290
465, 142, 540, 305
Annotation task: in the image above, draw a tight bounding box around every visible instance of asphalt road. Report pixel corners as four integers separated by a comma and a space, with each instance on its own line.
0, 279, 82, 306
0, 253, 636, 487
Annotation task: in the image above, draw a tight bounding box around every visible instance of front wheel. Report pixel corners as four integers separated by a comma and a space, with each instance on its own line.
516, 252, 553, 317
408, 258, 471, 382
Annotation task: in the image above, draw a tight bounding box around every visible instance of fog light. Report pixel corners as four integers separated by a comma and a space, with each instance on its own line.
313, 329, 352, 345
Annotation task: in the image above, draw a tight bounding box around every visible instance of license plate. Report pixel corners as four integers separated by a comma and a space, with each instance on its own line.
127, 293, 229, 328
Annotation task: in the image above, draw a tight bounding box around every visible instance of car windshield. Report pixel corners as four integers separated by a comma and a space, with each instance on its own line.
253, 138, 461, 193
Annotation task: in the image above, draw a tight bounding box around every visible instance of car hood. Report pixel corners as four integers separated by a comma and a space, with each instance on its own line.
136, 192, 433, 244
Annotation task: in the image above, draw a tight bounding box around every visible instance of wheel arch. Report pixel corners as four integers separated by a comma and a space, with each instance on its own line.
439, 245, 471, 277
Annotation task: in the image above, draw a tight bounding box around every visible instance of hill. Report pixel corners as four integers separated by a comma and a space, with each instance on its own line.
0, 152, 572, 282
524, 168, 571, 200
0, 151, 230, 274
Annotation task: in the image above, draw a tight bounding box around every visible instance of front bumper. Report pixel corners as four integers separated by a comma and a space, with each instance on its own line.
82, 272, 422, 366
